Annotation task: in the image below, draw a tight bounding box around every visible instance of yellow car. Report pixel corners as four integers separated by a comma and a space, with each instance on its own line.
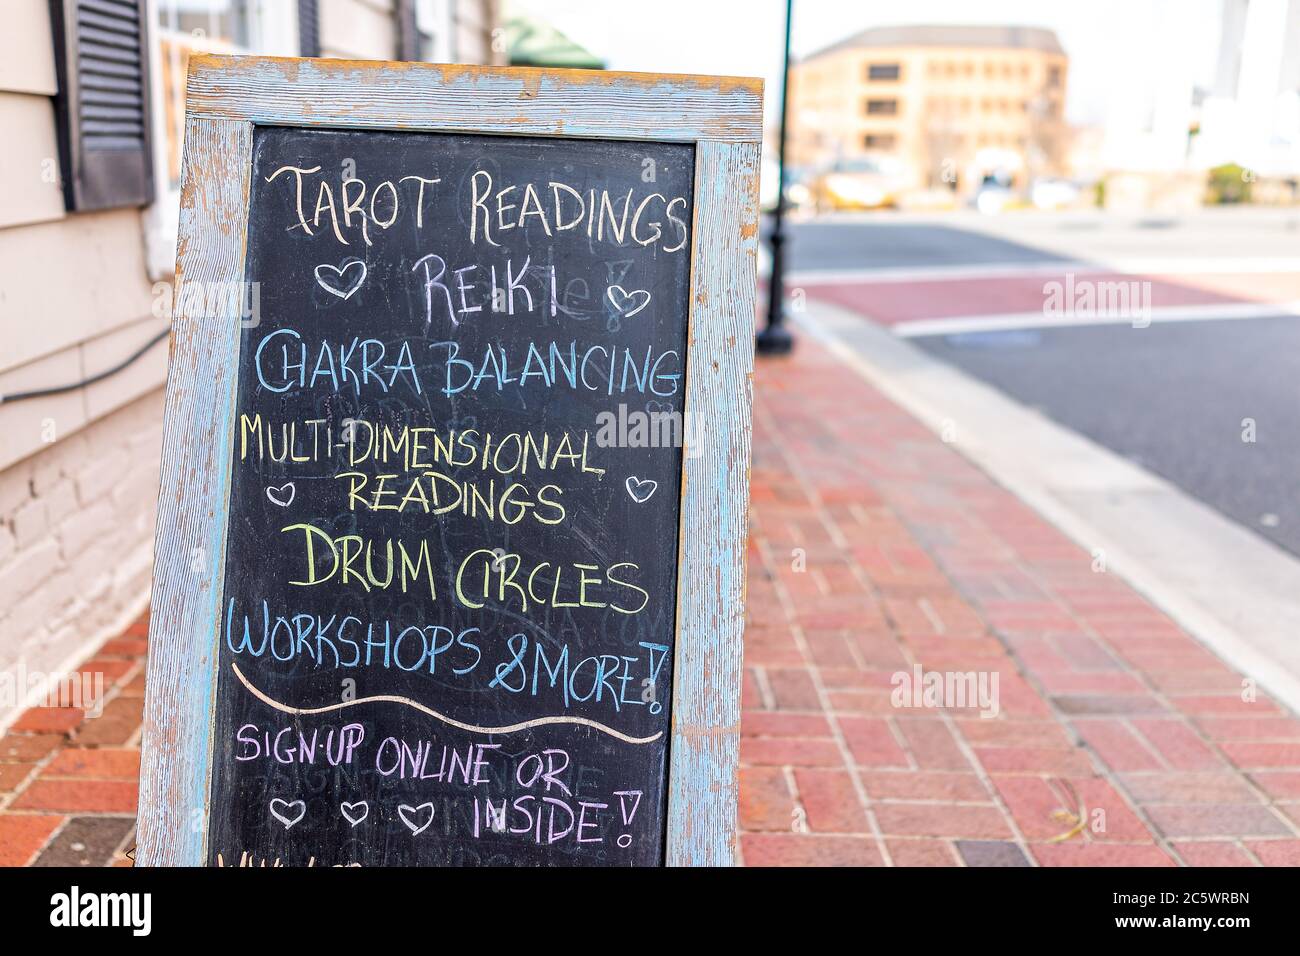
811, 158, 904, 211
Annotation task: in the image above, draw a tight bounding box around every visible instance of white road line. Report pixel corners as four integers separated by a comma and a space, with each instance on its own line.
892, 301, 1300, 338
782, 261, 1088, 285
780, 258, 1300, 287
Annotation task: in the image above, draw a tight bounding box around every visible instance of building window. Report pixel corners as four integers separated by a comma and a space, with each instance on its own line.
1048, 64, 1062, 88
398, 0, 454, 61
149, 1, 296, 277
156, 1, 257, 192
863, 133, 896, 150
865, 98, 898, 116
866, 62, 900, 81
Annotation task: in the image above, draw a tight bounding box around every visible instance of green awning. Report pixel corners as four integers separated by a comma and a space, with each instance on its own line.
506, 14, 605, 70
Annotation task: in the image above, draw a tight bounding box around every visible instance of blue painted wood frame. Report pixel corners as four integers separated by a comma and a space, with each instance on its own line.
136, 55, 762, 867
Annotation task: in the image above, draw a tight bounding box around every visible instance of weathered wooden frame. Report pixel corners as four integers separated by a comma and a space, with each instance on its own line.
137, 55, 762, 867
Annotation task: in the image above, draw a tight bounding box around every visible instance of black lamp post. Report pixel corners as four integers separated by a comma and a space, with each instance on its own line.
757, 0, 795, 355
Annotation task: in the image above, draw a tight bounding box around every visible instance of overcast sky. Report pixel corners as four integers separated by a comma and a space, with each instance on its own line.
510, 0, 1225, 130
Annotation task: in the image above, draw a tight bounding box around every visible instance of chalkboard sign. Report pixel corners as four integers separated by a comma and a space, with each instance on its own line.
138, 56, 762, 867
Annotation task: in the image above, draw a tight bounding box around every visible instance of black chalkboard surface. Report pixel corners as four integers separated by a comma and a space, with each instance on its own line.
208, 126, 695, 866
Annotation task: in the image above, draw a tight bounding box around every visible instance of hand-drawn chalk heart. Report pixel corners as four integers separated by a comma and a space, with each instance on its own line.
607, 284, 651, 318
625, 476, 658, 503
269, 798, 306, 830
266, 482, 295, 507
398, 802, 435, 835
315, 259, 367, 300
340, 801, 369, 827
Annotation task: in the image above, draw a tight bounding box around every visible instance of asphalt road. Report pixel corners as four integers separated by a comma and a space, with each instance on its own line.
778, 207, 1300, 273
780, 217, 1069, 272
780, 211, 1300, 557
915, 318, 1300, 557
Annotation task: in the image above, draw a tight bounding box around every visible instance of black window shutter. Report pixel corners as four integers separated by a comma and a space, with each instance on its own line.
49, 0, 154, 212
395, 0, 420, 61
298, 0, 321, 58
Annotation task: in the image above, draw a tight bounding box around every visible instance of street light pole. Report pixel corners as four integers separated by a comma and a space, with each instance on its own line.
757, 0, 795, 356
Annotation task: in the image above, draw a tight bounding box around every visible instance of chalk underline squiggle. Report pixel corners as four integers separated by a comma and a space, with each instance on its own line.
231, 663, 663, 745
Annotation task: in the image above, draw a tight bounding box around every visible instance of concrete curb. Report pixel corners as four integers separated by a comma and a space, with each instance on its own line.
801, 301, 1300, 717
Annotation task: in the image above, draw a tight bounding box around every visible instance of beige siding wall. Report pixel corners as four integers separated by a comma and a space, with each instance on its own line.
1, 212, 161, 377
316, 0, 503, 65
0, 3, 165, 727
0, 0, 57, 96
455, 0, 501, 64
321, 0, 398, 58
0, 95, 64, 229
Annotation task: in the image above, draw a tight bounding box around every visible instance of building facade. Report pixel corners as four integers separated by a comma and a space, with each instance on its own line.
0, 0, 500, 727
790, 24, 1069, 194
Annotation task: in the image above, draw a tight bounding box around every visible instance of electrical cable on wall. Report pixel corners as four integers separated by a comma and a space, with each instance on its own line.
0, 326, 170, 405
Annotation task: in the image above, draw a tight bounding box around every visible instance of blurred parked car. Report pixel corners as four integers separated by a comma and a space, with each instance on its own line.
809, 157, 907, 211
974, 170, 1016, 214
1031, 177, 1084, 210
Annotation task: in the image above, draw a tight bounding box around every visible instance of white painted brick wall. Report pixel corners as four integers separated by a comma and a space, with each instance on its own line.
0, 387, 163, 726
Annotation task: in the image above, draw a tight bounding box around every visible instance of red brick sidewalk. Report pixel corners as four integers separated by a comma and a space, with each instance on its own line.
4, 332, 1300, 866
0, 619, 145, 866
738, 332, 1300, 866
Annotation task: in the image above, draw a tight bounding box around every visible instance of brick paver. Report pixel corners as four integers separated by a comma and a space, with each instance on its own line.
736, 328, 1300, 866
0, 618, 145, 866
2, 329, 1300, 865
